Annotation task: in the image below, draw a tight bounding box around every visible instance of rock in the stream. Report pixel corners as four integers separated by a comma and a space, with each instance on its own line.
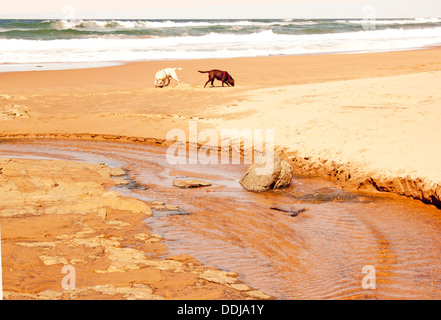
173, 179, 212, 189
239, 153, 293, 192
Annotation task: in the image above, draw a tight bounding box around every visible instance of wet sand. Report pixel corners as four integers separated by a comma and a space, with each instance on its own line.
1, 48, 441, 299
0, 152, 270, 300
2, 139, 441, 300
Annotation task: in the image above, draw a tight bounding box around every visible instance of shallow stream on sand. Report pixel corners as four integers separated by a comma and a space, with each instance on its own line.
2, 138, 441, 299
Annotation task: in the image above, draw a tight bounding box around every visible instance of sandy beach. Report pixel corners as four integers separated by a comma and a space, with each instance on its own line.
1, 47, 441, 299
1, 47, 441, 204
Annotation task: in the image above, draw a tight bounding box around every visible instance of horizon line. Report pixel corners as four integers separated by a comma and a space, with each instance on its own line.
1, 16, 439, 20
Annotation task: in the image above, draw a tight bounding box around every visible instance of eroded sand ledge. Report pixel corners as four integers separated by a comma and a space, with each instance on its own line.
1, 132, 440, 209
0, 157, 271, 300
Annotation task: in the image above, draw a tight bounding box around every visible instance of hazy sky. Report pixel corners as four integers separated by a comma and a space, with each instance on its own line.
0, 0, 440, 19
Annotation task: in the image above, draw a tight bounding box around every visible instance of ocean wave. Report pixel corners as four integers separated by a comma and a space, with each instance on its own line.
45, 18, 441, 31
45, 19, 324, 31
49, 19, 266, 30
1, 27, 440, 64
1, 18, 439, 42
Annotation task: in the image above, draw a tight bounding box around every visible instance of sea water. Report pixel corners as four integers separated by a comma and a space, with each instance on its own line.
0, 18, 440, 71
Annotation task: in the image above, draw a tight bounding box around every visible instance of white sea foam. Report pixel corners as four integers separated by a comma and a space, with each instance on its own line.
1, 27, 440, 64
49, 19, 262, 30
45, 18, 441, 31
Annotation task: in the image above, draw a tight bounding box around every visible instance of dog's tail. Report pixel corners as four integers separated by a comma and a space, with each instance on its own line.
198, 70, 210, 73
175, 68, 183, 71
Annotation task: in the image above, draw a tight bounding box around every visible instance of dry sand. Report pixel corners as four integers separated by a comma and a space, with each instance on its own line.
1, 47, 441, 299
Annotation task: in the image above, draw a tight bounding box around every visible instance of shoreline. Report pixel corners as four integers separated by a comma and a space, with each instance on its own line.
0, 61, 124, 74
1, 45, 438, 74
2, 47, 441, 94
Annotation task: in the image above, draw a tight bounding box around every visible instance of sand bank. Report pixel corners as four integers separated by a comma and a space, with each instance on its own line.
1, 47, 441, 207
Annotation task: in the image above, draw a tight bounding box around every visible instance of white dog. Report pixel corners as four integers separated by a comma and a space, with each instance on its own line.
154, 67, 183, 87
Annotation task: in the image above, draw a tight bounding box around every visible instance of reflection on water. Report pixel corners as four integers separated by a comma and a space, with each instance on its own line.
1, 138, 441, 299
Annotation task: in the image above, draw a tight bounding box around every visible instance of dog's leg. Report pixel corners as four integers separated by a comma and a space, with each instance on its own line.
170, 70, 180, 84
204, 77, 212, 88
165, 77, 171, 86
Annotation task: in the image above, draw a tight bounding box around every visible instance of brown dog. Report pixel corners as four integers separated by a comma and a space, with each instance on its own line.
198, 69, 235, 88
